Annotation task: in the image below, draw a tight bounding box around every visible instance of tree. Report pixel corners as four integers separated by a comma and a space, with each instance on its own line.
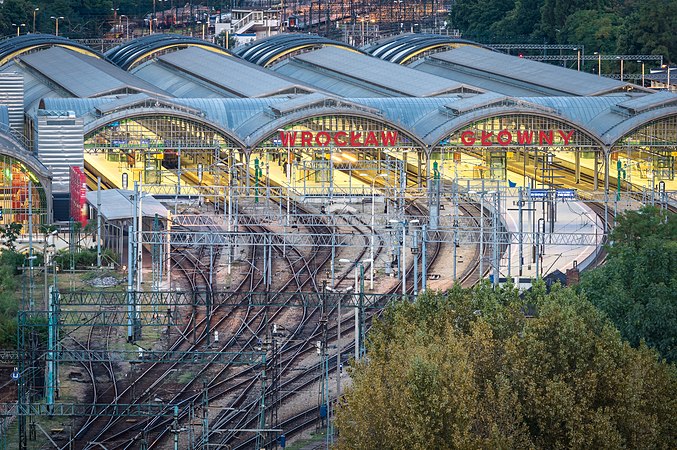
448, 0, 516, 40
0, 223, 23, 252
560, 9, 623, 55
448, 0, 674, 63
491, 0, 543, 41
0, 0, 33, 36
580, 206, 676, 362
334, 283, 677, 449
619, 0, 677, 63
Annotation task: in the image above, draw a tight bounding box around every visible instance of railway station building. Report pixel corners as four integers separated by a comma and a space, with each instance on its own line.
0, 33, 674, 224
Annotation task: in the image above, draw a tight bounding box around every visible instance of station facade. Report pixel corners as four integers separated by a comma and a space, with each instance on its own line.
0, 33, 674, 224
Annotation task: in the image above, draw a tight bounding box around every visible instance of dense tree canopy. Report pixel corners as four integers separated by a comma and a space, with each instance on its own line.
449, 0, 676, 63
0, 0, 155, 38
580, 206, 676, 362
335, 283, 677, 449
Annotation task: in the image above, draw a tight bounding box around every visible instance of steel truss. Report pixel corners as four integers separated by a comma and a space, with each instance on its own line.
0, 402, 176, 417
525, 54, 663, 62
43, 290, 398, 309
145, 227, 597, 248
489, 44, 583, 50
42, 349, 262, 365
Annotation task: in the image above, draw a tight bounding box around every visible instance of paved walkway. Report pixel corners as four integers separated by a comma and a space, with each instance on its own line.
500, 197, 604, 283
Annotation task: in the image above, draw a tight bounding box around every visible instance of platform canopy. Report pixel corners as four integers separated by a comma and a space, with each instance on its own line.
131, 46, 314, 98
86, 189, 168, 222
409, 46, 653, 97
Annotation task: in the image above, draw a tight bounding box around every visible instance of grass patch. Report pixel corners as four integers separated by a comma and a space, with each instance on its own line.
286, 430, 329, 450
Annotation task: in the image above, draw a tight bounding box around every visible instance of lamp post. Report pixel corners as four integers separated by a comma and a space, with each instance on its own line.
637, 60, 645, 86
12, 23, 26, 36
389, 219, 417, 296
227, 162, 243, 275
120, 15, 129, 40
536, 217, 545, 278
339, 259, 369, 360
111, 7, 119, 35
469, 190, 496, 282
616, 56, 624, 81
573, 47, 580, 71
326, 285, 351, 404
594, 51, 601, 77
33, 8, 39, 33
369, 173, 388, 290
50, 16, 64, 36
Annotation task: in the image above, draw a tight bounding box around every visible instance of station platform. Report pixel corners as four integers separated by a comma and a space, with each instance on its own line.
437, 150, 675, 192
261, 154, 377, 197
500, 198, 604, 284
85, 153, 201, 196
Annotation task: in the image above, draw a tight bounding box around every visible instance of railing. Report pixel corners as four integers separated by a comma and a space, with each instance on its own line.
231, 11, 264, 34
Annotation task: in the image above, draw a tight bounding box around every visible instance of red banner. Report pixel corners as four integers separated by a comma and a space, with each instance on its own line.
69, 166, 88, 226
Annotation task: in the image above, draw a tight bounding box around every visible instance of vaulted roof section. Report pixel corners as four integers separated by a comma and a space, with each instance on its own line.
131, 47, 314, 98
0, 34, 103, 66
17, 47, 171, 99
233, 33, 360, 67
270, 46, 483, 98
362, 33, 490, 64
1, 46, 171, 112
105, 33, 232, 70
0, 122, 51, 181
411, 46, 654, 97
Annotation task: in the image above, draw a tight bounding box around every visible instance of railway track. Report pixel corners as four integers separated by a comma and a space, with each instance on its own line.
68, 157, 638, 448
138, 202, 380, 448
117, 188, 484, 449
66, 192, 355, 448
71, 217, 237, 448
221, 200, 447, 449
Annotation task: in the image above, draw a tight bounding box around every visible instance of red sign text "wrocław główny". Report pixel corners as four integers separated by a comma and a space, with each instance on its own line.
279, 130, 399, 147
460, 129, 575, 146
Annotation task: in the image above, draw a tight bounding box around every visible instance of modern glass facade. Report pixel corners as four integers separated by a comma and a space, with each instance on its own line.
0, 154, 48, 229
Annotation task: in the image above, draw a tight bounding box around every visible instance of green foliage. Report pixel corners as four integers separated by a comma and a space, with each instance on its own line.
53, 246, 115, 269
0, 0, 155, 38
449, 0, 676, 62
581, 206, 676, 362
335, 283, 677, 449
0, 249, 24, 349
0, 223, 23, 252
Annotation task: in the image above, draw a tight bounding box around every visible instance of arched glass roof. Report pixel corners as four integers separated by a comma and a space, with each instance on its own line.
36, 93, 677, 148
0, 34, 102, 66
362, 33, 489, 64
232, 33, 361, 67
105, 33, 232, 70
